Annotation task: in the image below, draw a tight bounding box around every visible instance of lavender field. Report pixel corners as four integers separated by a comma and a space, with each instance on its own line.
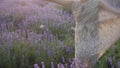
0, 0, 75, 68
0, 0, 120, 68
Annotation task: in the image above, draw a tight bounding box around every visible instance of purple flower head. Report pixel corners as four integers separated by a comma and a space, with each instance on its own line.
118, 62, 120, 68
107, 57, 115, 68
57, 63, 65, 68
34, 64, 40, 68
41, 61, 45, 68
51, 62, 54, 68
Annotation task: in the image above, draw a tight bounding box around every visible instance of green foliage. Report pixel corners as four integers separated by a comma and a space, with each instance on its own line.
0, 42, 37, 68
95, 39, 120, 68
1, 25, 73, 67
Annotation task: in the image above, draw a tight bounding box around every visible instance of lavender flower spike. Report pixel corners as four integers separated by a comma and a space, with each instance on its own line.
51, 62, 54, 68
118, 62, 120, 68
57, 63, 65, 68
41, 61, 45, 68
34, 64, 40, 68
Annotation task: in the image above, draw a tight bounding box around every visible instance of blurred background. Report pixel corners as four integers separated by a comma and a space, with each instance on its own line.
0, 0, 119, 68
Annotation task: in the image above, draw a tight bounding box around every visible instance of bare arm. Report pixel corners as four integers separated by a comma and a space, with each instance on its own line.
46, 0, 73, 7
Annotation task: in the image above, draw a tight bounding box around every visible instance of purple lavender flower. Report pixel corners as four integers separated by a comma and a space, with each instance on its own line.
118, 62, 120, 68
57, 63, 65, 68
65, 63, 68, 68
34, 64, 40, 68
41, 61, 45, 68
51, 62, 54, 68
107, 57, 115, 68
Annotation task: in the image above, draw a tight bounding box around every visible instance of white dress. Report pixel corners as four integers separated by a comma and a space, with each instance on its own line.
72, 0, 119, 67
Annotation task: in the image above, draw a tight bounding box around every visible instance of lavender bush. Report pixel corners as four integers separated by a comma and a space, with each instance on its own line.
0, 0, 74, 68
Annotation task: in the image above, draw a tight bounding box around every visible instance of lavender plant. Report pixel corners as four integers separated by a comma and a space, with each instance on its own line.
0, 0, 75, 68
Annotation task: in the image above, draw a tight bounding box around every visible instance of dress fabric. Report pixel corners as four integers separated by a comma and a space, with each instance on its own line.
72, 0, 101, 66
71, 0, 119, 67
